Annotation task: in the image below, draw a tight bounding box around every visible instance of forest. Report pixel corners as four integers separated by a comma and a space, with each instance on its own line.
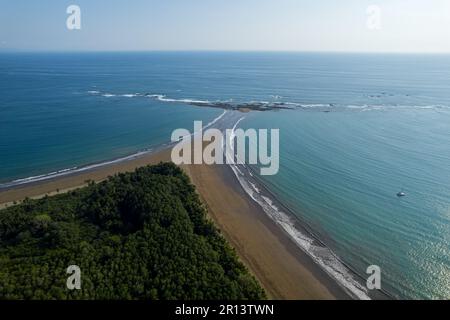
0, 163, 265, 300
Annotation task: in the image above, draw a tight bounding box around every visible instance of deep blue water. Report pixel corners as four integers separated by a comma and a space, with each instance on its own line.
1, 52, 449, 299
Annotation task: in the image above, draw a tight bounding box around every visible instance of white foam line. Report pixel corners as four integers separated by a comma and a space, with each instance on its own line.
88, 91, 450, 113
2, 109, 229, 189
225, 118, 370, 300
225, 117, 245, 165
0, 149, 153, 189
185, 110, 229, 142
204, 110, 227, 130
151, 94, 211, 105
11, 167, 78, 184
233, 165, 371, 299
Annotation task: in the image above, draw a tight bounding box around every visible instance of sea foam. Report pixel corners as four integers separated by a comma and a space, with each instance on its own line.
225, 116, 372, 300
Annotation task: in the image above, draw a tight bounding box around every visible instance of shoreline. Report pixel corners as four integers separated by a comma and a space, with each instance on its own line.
236, 164, 389, 300
0, 150, 171, 209
0, 147, 351, 299
182, 163, 350, 299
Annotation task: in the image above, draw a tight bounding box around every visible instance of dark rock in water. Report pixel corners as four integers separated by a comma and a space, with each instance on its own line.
188, 100, 293, 112
142, 93, 295, 112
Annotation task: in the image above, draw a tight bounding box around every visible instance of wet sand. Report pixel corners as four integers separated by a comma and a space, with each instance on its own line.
182, 163, 350, 299
0, 151, 171, 208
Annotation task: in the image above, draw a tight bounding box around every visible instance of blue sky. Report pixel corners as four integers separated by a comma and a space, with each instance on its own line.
1, 0, 449, 52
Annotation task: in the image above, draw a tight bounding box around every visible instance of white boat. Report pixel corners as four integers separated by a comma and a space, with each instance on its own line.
397, 191, 406, 197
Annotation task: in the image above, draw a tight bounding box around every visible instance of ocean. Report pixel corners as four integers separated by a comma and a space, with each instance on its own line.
0, 52, 449, 299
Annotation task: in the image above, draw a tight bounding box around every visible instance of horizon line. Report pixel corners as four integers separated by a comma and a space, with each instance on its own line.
2, 49, 450, 55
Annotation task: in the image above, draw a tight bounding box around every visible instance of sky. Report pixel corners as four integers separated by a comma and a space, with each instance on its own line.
1, 0, 450, 53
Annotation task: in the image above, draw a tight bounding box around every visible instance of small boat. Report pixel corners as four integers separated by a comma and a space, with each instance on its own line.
397, 191, 406, 197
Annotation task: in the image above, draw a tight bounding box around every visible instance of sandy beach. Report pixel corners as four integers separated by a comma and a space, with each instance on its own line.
0, 148, 350, 300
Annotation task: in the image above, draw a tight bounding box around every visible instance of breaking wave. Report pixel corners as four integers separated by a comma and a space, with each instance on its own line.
87, 90, 450, 113
225, 117, 372, 300
0, 149, 153, 190
0, 110, 228, 190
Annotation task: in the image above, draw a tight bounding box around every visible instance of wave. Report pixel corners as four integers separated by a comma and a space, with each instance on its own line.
148, 94, 212, 105
9, 167, 78, 185
88, 91, 292, 111
88, 91, 142, 98
225, 117, 371, 300
270, 95, 283, 100
0, 149, 153, 190
146, 95, 294, 111
204, 110, 228, 130
0, 110, 229, 190
87, 90, 450, 113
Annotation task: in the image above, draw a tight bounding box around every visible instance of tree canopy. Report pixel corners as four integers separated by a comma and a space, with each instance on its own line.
0, 163, 265, 300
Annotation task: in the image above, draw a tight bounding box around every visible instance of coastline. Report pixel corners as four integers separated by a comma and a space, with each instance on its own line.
182, 163, 350, 299
0, 150, 171, 209
0, 148, 350, 300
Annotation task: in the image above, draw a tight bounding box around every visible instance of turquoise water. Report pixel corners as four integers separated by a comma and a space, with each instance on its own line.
241, 109, 450, 299
1, 52, 449, 299
0, 53, 222, 182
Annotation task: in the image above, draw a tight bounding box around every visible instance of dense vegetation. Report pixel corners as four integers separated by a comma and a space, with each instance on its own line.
0, 163, 265, 300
